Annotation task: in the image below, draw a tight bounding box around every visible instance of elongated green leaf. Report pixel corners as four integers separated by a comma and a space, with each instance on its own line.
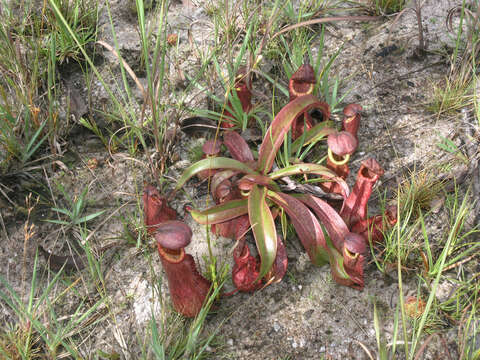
51, 207, 73, 216
269, 162, 331, 179
269, 163, 350, 199
256, 69, 289, 96
73, 186, 89, 216
326, 237, 351, 283
175, 157, 259, 191
290, 121, 335, 154
296, 194, 349, 254
267, 191, 329, 266
234, 21, 253, 70
44, 219, 71, 225
190, 199, 248, 225
22, 120, 49, 163
249, 185, 277, 280
257, 95, 328, 174
74, 210, 106, 224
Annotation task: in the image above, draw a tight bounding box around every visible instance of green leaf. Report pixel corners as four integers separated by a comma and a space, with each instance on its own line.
326, 237, 351, 281
74, 210, 106, 224
249, 185, 277, 280
51, 207, 73, 217
290, 121, 335, 154
257, 95, 329, 174
73, 187, 88, 217
44, 219, 71, 225
269, 162, 332, 179
190, 199, 248, 225
234, 22, 253, 70
269, 163, 349, 199
255, 70, 289, 97
22, 120, 49, 163
436, 135, 458, 153
175, 157, 259, 191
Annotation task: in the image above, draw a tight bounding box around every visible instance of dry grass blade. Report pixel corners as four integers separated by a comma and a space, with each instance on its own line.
413, 333, 435, 360
272, 16, 380, 39
446, 5, 475, 33
0, 183, 16, 208
443, 252, 479, 271
355, 340, 374, 360
96, 40, 146, 99
439, 334, 453, 360
414, 0, 425, 51
386, 0, 426, 50
0, 212, 9, 243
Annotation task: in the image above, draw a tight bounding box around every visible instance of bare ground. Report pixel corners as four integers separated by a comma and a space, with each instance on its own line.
1, 0, 479, 359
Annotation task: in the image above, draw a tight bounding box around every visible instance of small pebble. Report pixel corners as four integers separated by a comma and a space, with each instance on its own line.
273, 322, 281, 332
435, 281, 455, 302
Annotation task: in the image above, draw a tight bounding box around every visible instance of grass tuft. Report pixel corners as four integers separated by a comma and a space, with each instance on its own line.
395, 169, 445, 219
370, 0, 407, 15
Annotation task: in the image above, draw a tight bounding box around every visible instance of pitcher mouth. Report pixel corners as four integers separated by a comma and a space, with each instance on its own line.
157, 245, 185, 264
290, 83, 314, 98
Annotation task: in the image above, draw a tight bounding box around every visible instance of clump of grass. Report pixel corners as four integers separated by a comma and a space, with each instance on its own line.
427, 73, 474, 115
0, 0, 98, 172
0, 198, 106, 358
60, 0, 179, 177
0, 246, 103, 358
372, 170, 445, 273
405, 188, 477, 359
45, 182, 105, 228
370, 184, 479, 359
44, 0, 99, 64
0, 323, 43, 360
429, 2, 480, 115
395, 169, 445, 218
370, 0, 407, 15
188, 144, 205, 163
144, 262, 228, 359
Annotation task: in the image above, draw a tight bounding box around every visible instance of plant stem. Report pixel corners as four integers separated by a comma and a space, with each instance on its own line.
415, 0, 424, 52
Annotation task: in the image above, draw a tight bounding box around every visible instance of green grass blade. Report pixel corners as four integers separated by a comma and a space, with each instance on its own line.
410, 193, 471, 358
74, 210, 106, 225
51, 207, 73, 217
22, 121, 48, 163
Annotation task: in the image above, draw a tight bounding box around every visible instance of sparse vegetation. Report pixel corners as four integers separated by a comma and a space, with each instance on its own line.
0, 0, 479, 358
395, 169, 445, 218
370, 0, 407, 15
0, 0, 98, 173
429, 1, 480, 116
